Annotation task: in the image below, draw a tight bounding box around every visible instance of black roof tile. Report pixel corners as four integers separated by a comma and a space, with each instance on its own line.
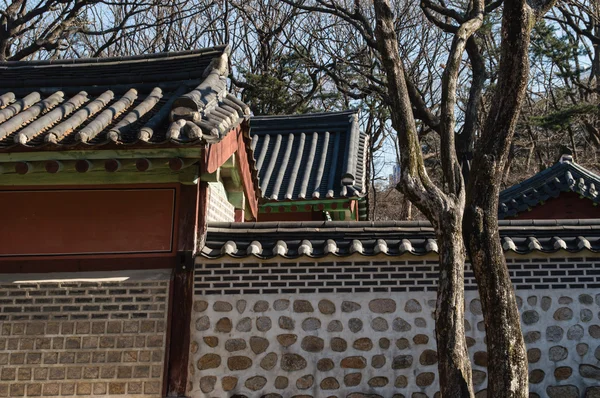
249, 110, 369, 201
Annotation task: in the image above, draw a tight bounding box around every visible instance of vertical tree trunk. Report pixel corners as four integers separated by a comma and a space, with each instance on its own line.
435, 215, 473, 398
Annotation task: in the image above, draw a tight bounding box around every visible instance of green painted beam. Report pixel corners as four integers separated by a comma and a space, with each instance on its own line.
0, 163, 199, 186
0, 148, 203, 162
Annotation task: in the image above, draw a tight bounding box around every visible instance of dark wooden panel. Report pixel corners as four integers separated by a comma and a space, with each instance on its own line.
0, 188, 175, 256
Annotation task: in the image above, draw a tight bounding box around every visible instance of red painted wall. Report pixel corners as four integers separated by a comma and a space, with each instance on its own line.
511, 191, 600, 219
0, 188, 176, 256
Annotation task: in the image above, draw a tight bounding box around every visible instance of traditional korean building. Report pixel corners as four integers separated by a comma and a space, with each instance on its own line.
249, 111, 369, 221
499, 154, 600, 219
0, 46, 261, 397
1, 46, 600, 398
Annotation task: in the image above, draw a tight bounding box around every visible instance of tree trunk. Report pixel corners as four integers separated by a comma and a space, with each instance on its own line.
435, 214, 473, 398
463, 3, 550, 397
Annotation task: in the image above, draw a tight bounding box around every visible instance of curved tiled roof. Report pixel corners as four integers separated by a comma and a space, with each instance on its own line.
499, 155, 600, 219
0, 46, 250, 151
200, 219, 600, 259
249, 110, 369, 200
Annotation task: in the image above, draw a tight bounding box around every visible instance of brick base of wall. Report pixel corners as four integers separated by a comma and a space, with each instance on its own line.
0, 270, 171, 397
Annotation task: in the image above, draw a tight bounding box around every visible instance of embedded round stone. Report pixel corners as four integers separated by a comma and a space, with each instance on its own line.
225, 338, 246, 352
541, 296, 552, 311
341, 356, 367, 369
296, 374, 314, 389
194, 300, 208, 312
195, 316, 210, 331
222, 376, 238, 391
342, 301, 361, 313
203, 336, 218, 348
396, 338, 410, 350
527, 348, 541, 363
395, 375, 408, 388
392, 355, 413, 369
578, 343, 589, 356
405, 299, 422, 313
470, 299, 482, 315
522, 310, 539, 325
415, 317, 427, 328
190, 340, 198, 354
579, 294, 594, 305
567, 325, 584, 341
353, 338, 373, 351
529, 369, 545, 384
546, 385, 579, 398
214, 301, 232, 312
464, 320, 472, 332
249, 336, 269, 354
559, 296, 573, 304
516, 296, 523, 308
368, 377, 389, 387
215, 318, 232, 333
369, 299, 396, 313
589, 325, 600, 338
580, 364, 600, 380
200, 376, 216, 393
393, 318, 411, 332
236, 299, 247, 314
274, 299, 290, 311
318, 299, 336, 314
416, 372, 435, 387
331, 337, 347, 352
546, 326, 564, 342
472, 370, 487, 386
420, 349, 438, 366
581, 309, 593, 322
317, 358, 335, 371
281, 354, 307, 371
327, 320, 343, 332
260, 352, 278, 370
279, 316, 295, 330
349, 318, 363, 333
586, 387, 600, 398
413, 334, 429, 345
528, 296, 537, 306
254, 300, 269, 312
274, 376, 289, 389
294, 300, 314, 313
236, 317, 252, 332
277, 334, 297, 347
371, 355, 386, 368
549, 346, 568, 362
320, 377, 340, 390
477, 321, 485, 332
554, 307, 573, 321
256, 316, 272, 332
198, 354, 221, 370
379, 338, 390, 349
554, 366, 572, 380
466, 337, 476, 347
302, 317, 321, 331
245, 376, 267, 391
344, 373, 362, 387
524, 331, 541, 343
371, 317, 389, 331
227, 356, 252, 371
301, 336, 324, 352
474, 351, 487, 367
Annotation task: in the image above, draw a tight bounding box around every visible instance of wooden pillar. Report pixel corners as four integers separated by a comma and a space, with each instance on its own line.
165, 178, 201, 397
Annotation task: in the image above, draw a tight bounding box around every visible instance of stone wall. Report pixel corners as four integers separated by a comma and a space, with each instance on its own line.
0, 270, 170, 397
190, 257, 600, 398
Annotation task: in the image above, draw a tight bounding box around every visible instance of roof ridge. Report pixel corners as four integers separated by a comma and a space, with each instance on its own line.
0, 46, 229, 68
250, 109, 358, 121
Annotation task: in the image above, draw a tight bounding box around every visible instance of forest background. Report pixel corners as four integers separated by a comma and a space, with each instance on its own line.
1, 0, 598, 219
